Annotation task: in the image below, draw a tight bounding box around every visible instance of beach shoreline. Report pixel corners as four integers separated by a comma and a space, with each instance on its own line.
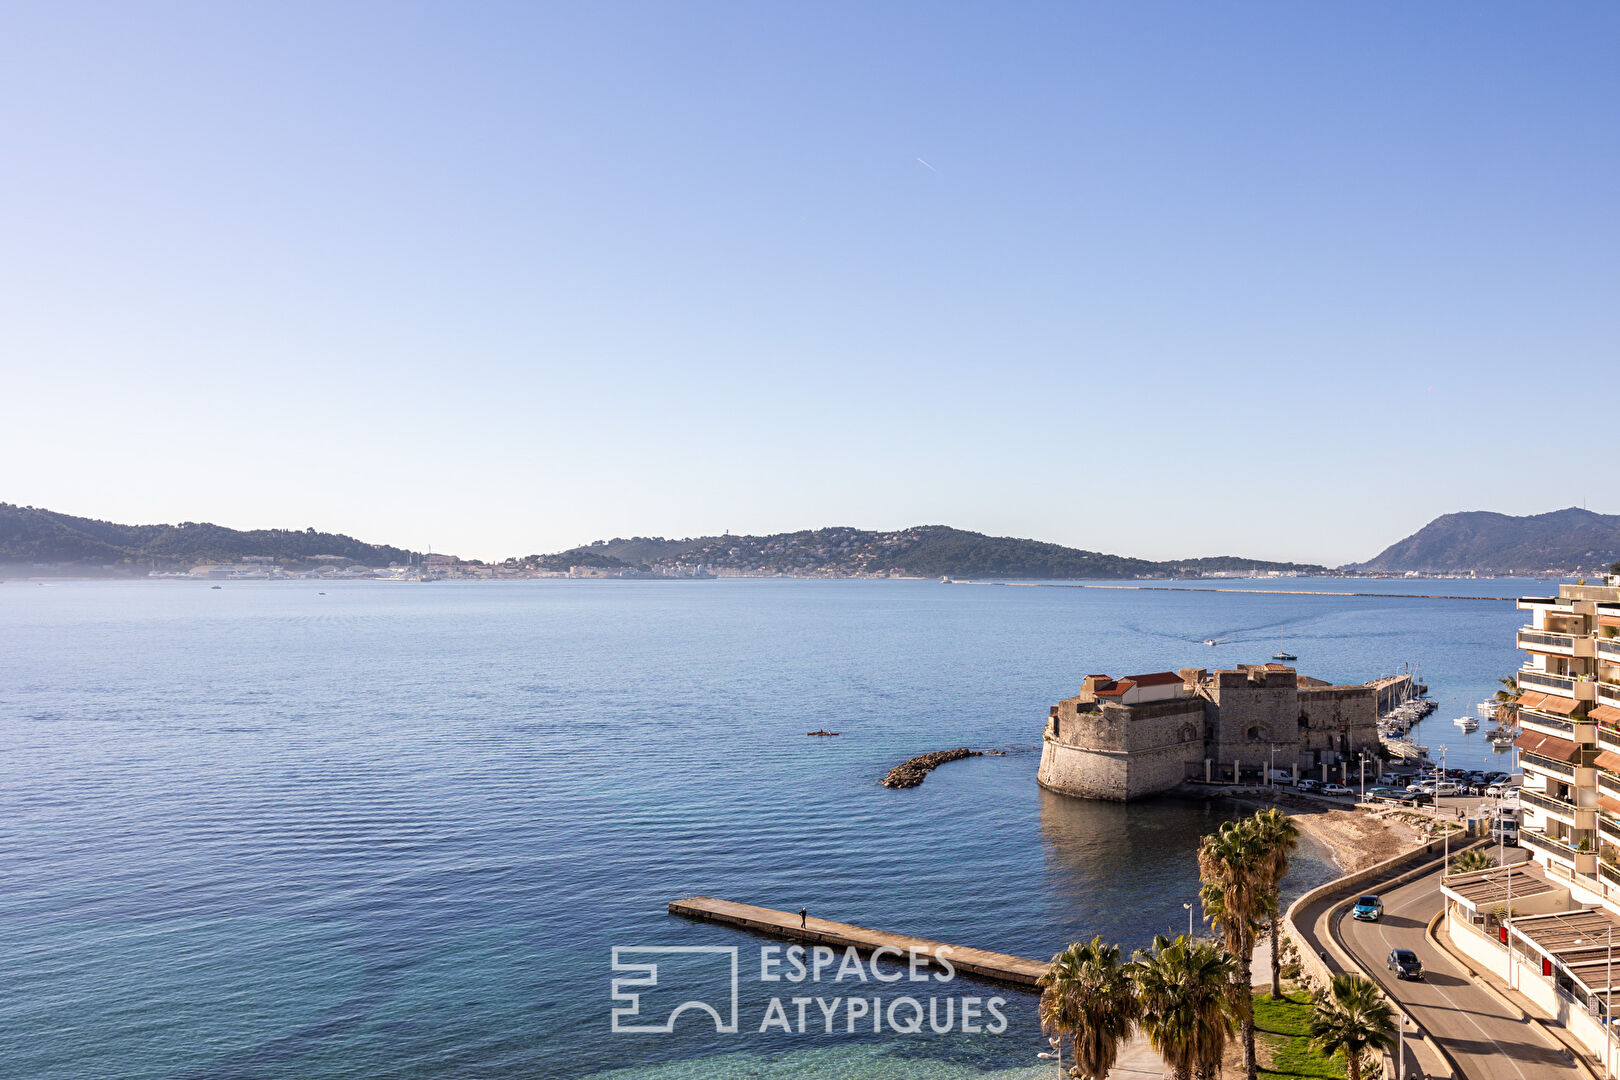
1221, 791, 1420, 874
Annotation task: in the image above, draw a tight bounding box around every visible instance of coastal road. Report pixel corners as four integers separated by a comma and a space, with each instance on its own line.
1334, 865, 1581, 1080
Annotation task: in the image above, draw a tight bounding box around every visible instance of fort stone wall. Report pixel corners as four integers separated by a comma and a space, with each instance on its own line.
1038, 699, 1204, 801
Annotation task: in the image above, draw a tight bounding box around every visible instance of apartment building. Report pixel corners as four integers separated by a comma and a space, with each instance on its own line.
1515, 578, 1620, 894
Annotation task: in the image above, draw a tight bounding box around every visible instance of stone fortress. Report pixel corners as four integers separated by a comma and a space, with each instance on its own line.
1037, 664, 1403, 801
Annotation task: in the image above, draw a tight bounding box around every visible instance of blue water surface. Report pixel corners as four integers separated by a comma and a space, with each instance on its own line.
0, 576, 1534, 1078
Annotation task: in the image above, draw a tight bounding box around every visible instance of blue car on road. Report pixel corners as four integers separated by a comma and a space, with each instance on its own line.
1351, 894, 1383, 921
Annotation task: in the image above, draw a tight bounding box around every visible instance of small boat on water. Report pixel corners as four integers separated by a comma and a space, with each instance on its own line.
1476, 701, 1497, 717
1273, 629, 1297, 662
806, 729, 840, 737
1203, 638, 1219, 646
1453, 716, 1479, 732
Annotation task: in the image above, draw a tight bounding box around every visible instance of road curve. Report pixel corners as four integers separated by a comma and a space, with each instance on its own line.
1334, 864, 1580, 1080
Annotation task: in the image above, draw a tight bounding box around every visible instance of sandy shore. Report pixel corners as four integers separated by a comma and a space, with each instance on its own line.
1225, 791, 1420, 873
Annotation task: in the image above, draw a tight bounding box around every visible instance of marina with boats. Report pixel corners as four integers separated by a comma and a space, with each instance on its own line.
1377, 686, 1520, 764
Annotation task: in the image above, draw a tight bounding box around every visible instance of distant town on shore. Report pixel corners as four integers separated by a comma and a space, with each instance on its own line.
3, 502, 1619, 582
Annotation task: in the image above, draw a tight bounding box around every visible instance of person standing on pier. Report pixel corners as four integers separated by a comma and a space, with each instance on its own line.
799, 907, 807, 928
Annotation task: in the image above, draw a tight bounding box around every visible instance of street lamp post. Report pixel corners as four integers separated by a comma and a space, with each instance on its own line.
1438, 746, 1449, 868
1184, 901, 1195, 939
1397, 1014, 1409, 1080
1039, 1035, 1063, 1077
1360, 754, 1367, 801
1507, 861, 1516, 990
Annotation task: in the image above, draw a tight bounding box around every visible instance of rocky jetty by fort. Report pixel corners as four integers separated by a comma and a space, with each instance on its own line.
881, 748, 981, 788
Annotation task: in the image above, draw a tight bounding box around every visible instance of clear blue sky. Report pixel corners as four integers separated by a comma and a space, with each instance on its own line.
3, 2, 1615, 564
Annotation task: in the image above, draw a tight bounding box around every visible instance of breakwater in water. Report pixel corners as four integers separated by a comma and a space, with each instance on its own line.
881, 748, 980, 788
668, 897, 1048, 987
945, 580, 1515, 602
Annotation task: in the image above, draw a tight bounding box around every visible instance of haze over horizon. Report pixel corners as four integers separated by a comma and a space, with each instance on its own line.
4, 3, 1615, 564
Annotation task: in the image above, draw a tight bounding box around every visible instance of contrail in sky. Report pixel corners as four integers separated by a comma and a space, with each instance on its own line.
916, 157, 935, 171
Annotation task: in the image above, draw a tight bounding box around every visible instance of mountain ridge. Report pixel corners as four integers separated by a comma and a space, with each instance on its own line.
1349, 507, 1620, 573
1, 505, 1324, 579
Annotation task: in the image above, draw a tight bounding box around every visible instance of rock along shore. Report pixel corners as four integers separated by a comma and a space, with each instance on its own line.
881, 748, 981, 788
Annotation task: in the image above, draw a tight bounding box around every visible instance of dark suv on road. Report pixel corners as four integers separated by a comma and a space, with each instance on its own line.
1388, 949, 1423, 980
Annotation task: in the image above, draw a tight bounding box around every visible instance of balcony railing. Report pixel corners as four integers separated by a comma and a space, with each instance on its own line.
1597, 638, 1620, 663
1523, 829, 1579, 862
1602, 817, 1620, 845
1521, 629, 1579, 653
1604, 861, 1620, 889
1521, 668, 1578, 695
1522, 788, 1578, 819
1522, 710, 1575, 735
1601, 683, 1620, 709
1523, 752, 1577, 778
1601, 773, 1620, 799
1602, 727, 1620, 753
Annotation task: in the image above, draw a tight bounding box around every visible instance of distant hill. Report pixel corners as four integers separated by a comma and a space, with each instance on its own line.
1348, 508, 1620, 574
0, 505, 1333, 579
0, 503, 412, 570
558, 526, 1326, 579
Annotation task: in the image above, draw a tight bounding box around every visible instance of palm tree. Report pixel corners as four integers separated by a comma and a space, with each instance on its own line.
1130, 934, 1238, 1080
1450, 848, 1495, 874
1040, 936, 1141, 1080
1249, 807, 1300, 998
1200, 818, 1268, 1080
1309, 973, 1396, 1080
1492, 676, 1520, 722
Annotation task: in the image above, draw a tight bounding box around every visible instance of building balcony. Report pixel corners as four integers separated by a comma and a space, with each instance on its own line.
1522, 711, 1575, 737
1520, 629, 1595, 658
1602, 817, 1620, 847
1601, 727, 1620, 753
1604, 861, 1620, 889
1520, 668, 1577, 696
1522, 788, 1578, 823
1597, 638, 1620, 664
1600, 682, 1620, 710
1520, 597, 1573, 613
1524, 751, 1577, 779
1523, 828, 1578, 864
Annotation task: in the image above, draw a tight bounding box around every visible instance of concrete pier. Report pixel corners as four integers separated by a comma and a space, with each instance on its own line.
668, 897, 1049, 988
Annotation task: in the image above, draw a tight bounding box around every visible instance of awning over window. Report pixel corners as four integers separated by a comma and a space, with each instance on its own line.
1515, 730, 1580, 762
1536, 696, 1583, 716
1517, 691, 1550, 711
1594, 752, 1620, 775
1593, 705, 1620, 725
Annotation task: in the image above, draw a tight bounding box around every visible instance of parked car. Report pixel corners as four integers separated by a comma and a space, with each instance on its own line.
1322, 783, 1353, 797
1400, 791, 1435, 806
1266, 769, 1295, 785
1366, 787, 1403, 801
1388, 949, 1424, 980
1297, 779, 1323, 794
1433, 781, 1461, 796
1352, 895, 1383, 921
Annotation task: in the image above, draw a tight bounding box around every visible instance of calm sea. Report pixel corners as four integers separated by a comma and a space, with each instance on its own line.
0, 576, 1535, 1079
